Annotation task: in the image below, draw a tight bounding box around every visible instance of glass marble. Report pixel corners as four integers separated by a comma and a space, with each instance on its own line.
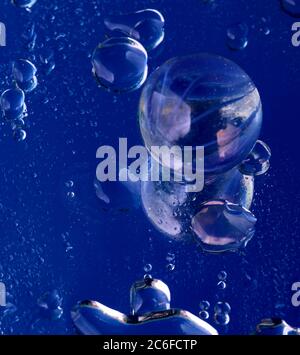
0, 88, 26, 120
191, 200, 257, 253
239, 140, 271, 176
226, 23, 249, 51
139, 54, 262, 175
71, 278, 218, 335
104, 9, 165, 51
12, 59, 37, 92
92, 37, 148, 93
281, 0, 300, 18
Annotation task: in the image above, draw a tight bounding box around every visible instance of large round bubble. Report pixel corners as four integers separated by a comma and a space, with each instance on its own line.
139, 53, 262, 175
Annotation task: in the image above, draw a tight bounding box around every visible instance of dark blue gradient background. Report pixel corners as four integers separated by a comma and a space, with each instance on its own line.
0, 0, 299, 335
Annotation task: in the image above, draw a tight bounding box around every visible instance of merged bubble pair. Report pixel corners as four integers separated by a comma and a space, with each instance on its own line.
92, 9, 164, 93
139, 53, 271, 253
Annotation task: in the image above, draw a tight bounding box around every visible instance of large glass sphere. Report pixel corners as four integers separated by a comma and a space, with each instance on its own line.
139, 53, 262, 175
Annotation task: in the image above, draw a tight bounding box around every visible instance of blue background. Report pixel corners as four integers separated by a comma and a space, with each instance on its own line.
0, 0, 299, 335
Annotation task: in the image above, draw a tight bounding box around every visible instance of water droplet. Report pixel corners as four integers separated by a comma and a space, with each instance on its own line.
143, 264, 152, 273
214, 301, 231, 314
226, 23, 249, 50
104, 9, 165, 51
281, 0, 300, 18
13, 128, 27, 142
214, 312, 230, 325
1, 88, 26, 120
199, 310, 209, 320
192, 200, 257, 253
199, 300, 210, 310
12, 0, 38, 9
239, 140, 271, 176
217, 281, 227, 290
166, 263, 175, 271
218, 271, 227, 281
12, 59, 37, 93
92, 37, 148, 93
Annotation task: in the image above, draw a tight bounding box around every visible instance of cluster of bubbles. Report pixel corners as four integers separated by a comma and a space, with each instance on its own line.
92, 9, 165, 93
0, 59, 38, 141
143, 263, 153, 280
199, 271, 231, 326
139, 53, 271, 253
165, 252, 175, 272
37, 290, 63, 320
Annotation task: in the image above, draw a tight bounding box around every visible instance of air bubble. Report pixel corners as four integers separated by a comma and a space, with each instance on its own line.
226, 23, 249, 50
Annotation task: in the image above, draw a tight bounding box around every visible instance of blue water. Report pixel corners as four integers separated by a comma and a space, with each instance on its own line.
0, 0, 299, 335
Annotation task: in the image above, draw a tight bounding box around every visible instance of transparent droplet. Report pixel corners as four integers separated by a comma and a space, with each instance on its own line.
281, 0, 300, 18
199, 310, 209, 320
166, 263, 175, 271
239, 140, 271, 176
214, 312, 230, 325
12, 0, 38, 9
192, 200, 257, 253
199, 300, 210, 310
143, 263, 152, 273
218, 271, 227, 281
12, 59, 37, 92
214, 301, 231, 314
1, 88, 26, 120
92, 37, 148, 93
217, 281, 227, 290
104, 9, 165, 51
226, 23, 249, 50
13, 128, 27, 142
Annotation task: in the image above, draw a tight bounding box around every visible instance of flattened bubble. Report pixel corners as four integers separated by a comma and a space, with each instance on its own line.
139, 54, 262, 175
226, 23, 249, 50
104, 9, 165, 51
12, 0, 38, 9
281, 0, 300, 18
0, 88, 26, 120
239, 140, 271, 176
12, 59, 38, 92
92, 37, 148, 93
191, 200, 257, 253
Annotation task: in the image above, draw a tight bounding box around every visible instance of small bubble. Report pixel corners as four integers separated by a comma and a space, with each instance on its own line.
12, 0, 38, 9
218, 271, 227, 281
65, 180, 74, 188
214, 312, 230, 325
67, 191, 75, 199
199, 310, 209, 320
214, 301, 231, 315
199, 300, 210, 310
226, 23, 249, 50
143, 273, 152, 281
143, 264, 152, 273
166, 263, 175, 271
1, 88, 26, 120
13, 128, 27, 142
217, 281, 227, 290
